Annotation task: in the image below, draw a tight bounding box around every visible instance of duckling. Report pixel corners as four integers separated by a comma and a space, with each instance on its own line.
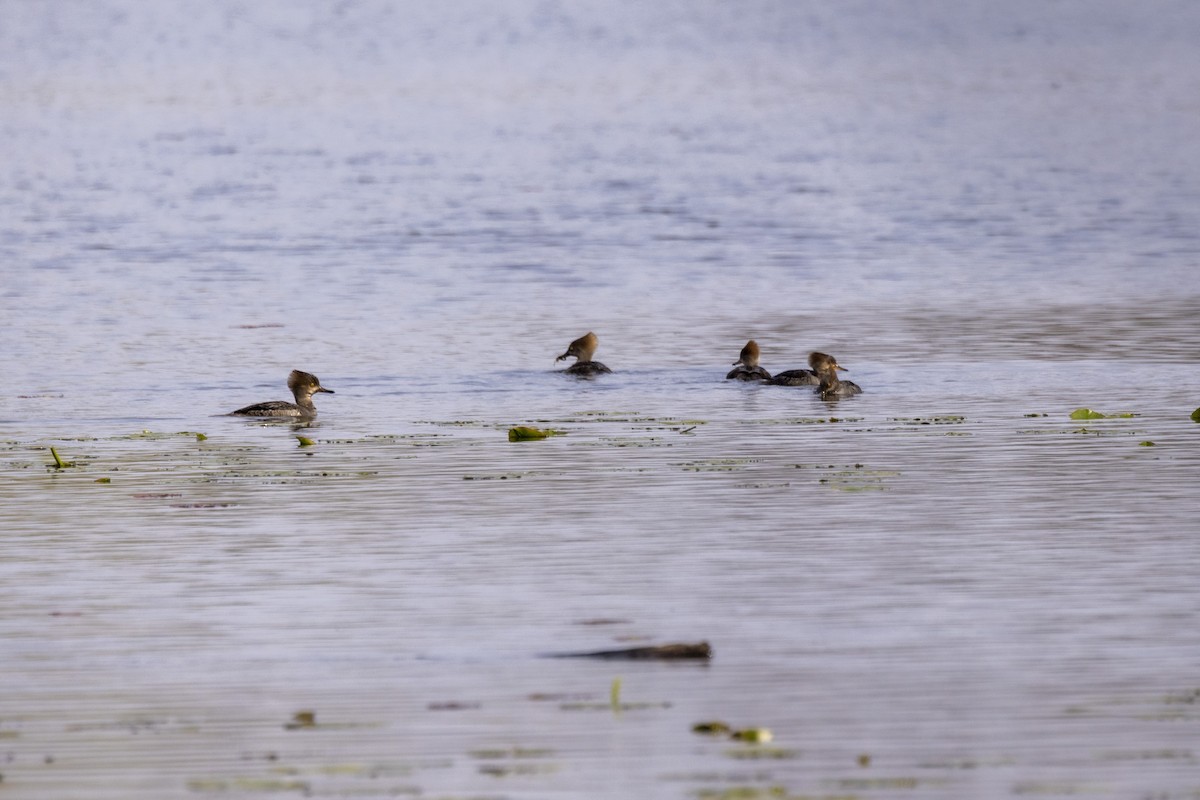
556, 331, 612, 376
230, 369, 335, 418
809, 352, 862, 399
726, 340, 771, 381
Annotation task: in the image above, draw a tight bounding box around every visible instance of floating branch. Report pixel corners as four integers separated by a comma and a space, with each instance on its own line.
547, 641, 712, 660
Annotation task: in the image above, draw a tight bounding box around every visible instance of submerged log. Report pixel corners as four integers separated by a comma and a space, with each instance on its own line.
548, 641, 712, 660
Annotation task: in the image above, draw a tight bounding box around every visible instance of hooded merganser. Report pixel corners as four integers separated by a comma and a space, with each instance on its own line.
809, 352, 862, 399
726, 340, 771, 381
556, 331, 612, 376
765, 356, 819, 386
230, 369, 335, 418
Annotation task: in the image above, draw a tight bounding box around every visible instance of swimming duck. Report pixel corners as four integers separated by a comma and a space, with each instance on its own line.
229, 369, 335, 418
726, 340, 771, 381
765, 355, 819, 386
809, 352, 862, 399
556, 331, 612, 376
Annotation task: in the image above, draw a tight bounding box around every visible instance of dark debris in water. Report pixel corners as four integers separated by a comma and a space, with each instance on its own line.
462, 471, 532, 481
470, 746, 555, 758
547, 641, 712, 660
427, 701, 482, 711
675, 458, 760, 472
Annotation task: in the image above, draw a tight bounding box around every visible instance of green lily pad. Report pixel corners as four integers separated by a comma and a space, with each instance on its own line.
1070, 408, 1137, 420
1192, 407, 1200, 423
730, 728, 774, 743
508, 426, 563, 441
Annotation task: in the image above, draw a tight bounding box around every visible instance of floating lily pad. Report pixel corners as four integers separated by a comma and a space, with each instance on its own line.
730, 728, 773, 743
1070, 408, 1137, 420
296, 436, 316, 447
692, 721, 732, 736
1192, 407, 1200, 423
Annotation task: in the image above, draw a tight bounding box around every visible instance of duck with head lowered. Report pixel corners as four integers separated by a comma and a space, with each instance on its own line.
556, 331, 612, 376
808, 351, 862, 399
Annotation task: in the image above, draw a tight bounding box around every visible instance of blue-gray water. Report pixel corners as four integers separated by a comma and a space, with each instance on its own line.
3, 2, 1200, 798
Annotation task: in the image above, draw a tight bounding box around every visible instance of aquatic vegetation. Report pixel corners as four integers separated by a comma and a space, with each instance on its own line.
730, 728, 773, 743
692, 721, 732, 736
1070, 426, 1146, 437
186, 776, 311, 793
1012, 780, 1097, 795
692, 788, 791, 800
469, 747, 554, 759
1192, 407, 1200, 422
724, 747, 798, 760
610, 677, 622, 711
1069, 408, 1137, 420
1099, 749, 1194, 761
559, 698, 672, 712
829, 777, 919, 790
595, 436, 672, 448
793, 463, 897, 492
890, 415, 966, 425
1139, 441, 1156, 447
508, 425, 564, 441
1164, 688, 1200, 705
48, 446, 74, 469
478, 762, 559, 777
676, 458, 760, 472
462, 471, 532, 481
296, 436, 316, 447
740, 416, 861, 425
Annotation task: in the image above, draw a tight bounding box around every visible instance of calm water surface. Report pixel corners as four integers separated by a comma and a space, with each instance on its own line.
2, 2, 1200, 798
